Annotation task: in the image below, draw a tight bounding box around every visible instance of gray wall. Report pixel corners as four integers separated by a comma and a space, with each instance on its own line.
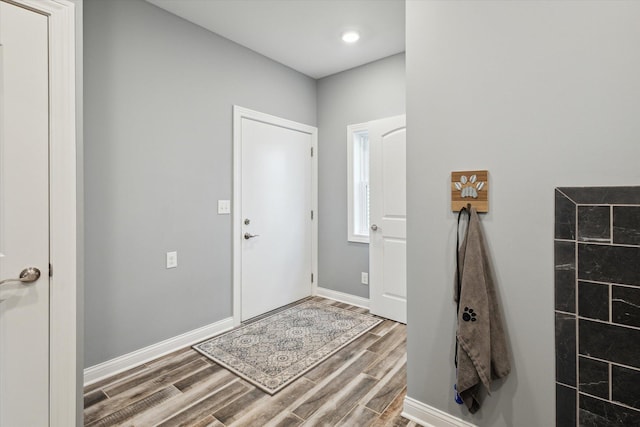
317, 53, 405, 298
406, 1, 640, 425
84, 0, 316, 367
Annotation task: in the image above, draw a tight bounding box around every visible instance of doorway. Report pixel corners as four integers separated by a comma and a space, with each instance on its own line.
0, 0, 78, 425
232, 106, 318, 324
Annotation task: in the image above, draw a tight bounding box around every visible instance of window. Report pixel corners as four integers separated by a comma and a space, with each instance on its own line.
347, 123, 370, 243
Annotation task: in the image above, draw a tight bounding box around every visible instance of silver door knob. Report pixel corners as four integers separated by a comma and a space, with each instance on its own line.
244, 233, 259, 240
370, 224, 378, 231
0, 267, 41, 287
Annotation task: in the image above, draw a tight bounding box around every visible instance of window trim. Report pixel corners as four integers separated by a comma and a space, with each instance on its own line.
347, 122, 370, 244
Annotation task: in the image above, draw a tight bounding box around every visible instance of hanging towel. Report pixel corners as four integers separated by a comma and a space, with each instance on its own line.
455, 207, 510, 413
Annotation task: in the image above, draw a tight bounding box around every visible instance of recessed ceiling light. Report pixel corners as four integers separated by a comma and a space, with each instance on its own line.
341, 31, 360, 44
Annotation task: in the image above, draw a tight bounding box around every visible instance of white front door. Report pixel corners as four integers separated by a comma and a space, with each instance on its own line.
0, 2, 51, 425
369, 115, 407, 324
234, 107, 317, 321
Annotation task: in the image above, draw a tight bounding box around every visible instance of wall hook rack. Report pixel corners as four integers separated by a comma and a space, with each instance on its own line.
451, 170, 489, 212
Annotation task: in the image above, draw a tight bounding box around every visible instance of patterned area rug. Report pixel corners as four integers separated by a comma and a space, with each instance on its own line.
193, 300, 382, 394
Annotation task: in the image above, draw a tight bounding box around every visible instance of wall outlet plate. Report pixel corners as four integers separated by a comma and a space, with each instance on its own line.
361, 272, 369, 285
218, 200, 231, 214
166, 251, 177, 269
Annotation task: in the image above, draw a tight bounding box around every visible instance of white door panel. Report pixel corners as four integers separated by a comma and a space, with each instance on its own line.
369, 115, 406, 324
382, 131, 407, 217
0, 2, 51, 425
238, 111, 316, 321
381, 239, 407, 299
379, 218, 406, 238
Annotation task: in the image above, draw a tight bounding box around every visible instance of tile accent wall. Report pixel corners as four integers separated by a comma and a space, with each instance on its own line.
555, 187, 640, 426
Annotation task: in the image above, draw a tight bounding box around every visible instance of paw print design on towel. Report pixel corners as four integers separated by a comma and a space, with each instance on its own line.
462, 307, 477, 322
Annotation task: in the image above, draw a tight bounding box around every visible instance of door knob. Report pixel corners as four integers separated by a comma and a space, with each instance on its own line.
370, 224, 378, 231
0, 267, 41, 287
244, 233, 259, 240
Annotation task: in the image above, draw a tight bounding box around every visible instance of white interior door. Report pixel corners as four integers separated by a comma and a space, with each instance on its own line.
0, 2, 51, 425
236, 108, 317, 321
369, 115, 407, 324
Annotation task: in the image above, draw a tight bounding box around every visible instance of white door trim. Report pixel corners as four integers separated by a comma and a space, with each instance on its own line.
7, 0, 79, 425
232, 106, 317, 326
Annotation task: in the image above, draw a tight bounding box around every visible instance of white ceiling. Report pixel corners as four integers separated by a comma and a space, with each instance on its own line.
145, 0, 405, 79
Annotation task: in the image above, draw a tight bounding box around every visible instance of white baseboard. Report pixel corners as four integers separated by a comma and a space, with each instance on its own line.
402, 396, 477, 427
315, 286, 369, 308
84, 317, 234, 386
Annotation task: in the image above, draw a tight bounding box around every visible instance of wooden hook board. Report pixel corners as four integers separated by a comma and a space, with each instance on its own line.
451, 170, 489, 212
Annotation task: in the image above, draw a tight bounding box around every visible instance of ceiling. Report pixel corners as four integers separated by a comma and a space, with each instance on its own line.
145, 0, 405, 79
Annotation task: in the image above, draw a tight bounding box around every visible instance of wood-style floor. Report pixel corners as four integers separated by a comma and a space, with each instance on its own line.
83, 297, 419, 426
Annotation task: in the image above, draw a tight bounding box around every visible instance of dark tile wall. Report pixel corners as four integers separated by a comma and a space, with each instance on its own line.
555, 187, 640, 426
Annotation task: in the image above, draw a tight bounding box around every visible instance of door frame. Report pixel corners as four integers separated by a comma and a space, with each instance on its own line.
4, 0, 79, 424
232, 106, 317, 326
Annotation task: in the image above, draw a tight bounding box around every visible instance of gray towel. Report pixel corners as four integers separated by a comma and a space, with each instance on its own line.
455, 207, 510, 413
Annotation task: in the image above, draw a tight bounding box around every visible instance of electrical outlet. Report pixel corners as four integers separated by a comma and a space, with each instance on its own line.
361, 272, 369, 285
166, 251, 178, 269
218, 200, 231, 214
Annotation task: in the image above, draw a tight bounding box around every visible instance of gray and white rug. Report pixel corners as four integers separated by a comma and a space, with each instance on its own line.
193, 300, 382, 394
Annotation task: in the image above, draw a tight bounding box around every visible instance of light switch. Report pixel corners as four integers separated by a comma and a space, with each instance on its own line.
218, 200, 231, 215
166, 251, 177, 269
361, 272, 369, 285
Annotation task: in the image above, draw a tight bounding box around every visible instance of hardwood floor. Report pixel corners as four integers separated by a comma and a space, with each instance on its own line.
84, 297, 418, 426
